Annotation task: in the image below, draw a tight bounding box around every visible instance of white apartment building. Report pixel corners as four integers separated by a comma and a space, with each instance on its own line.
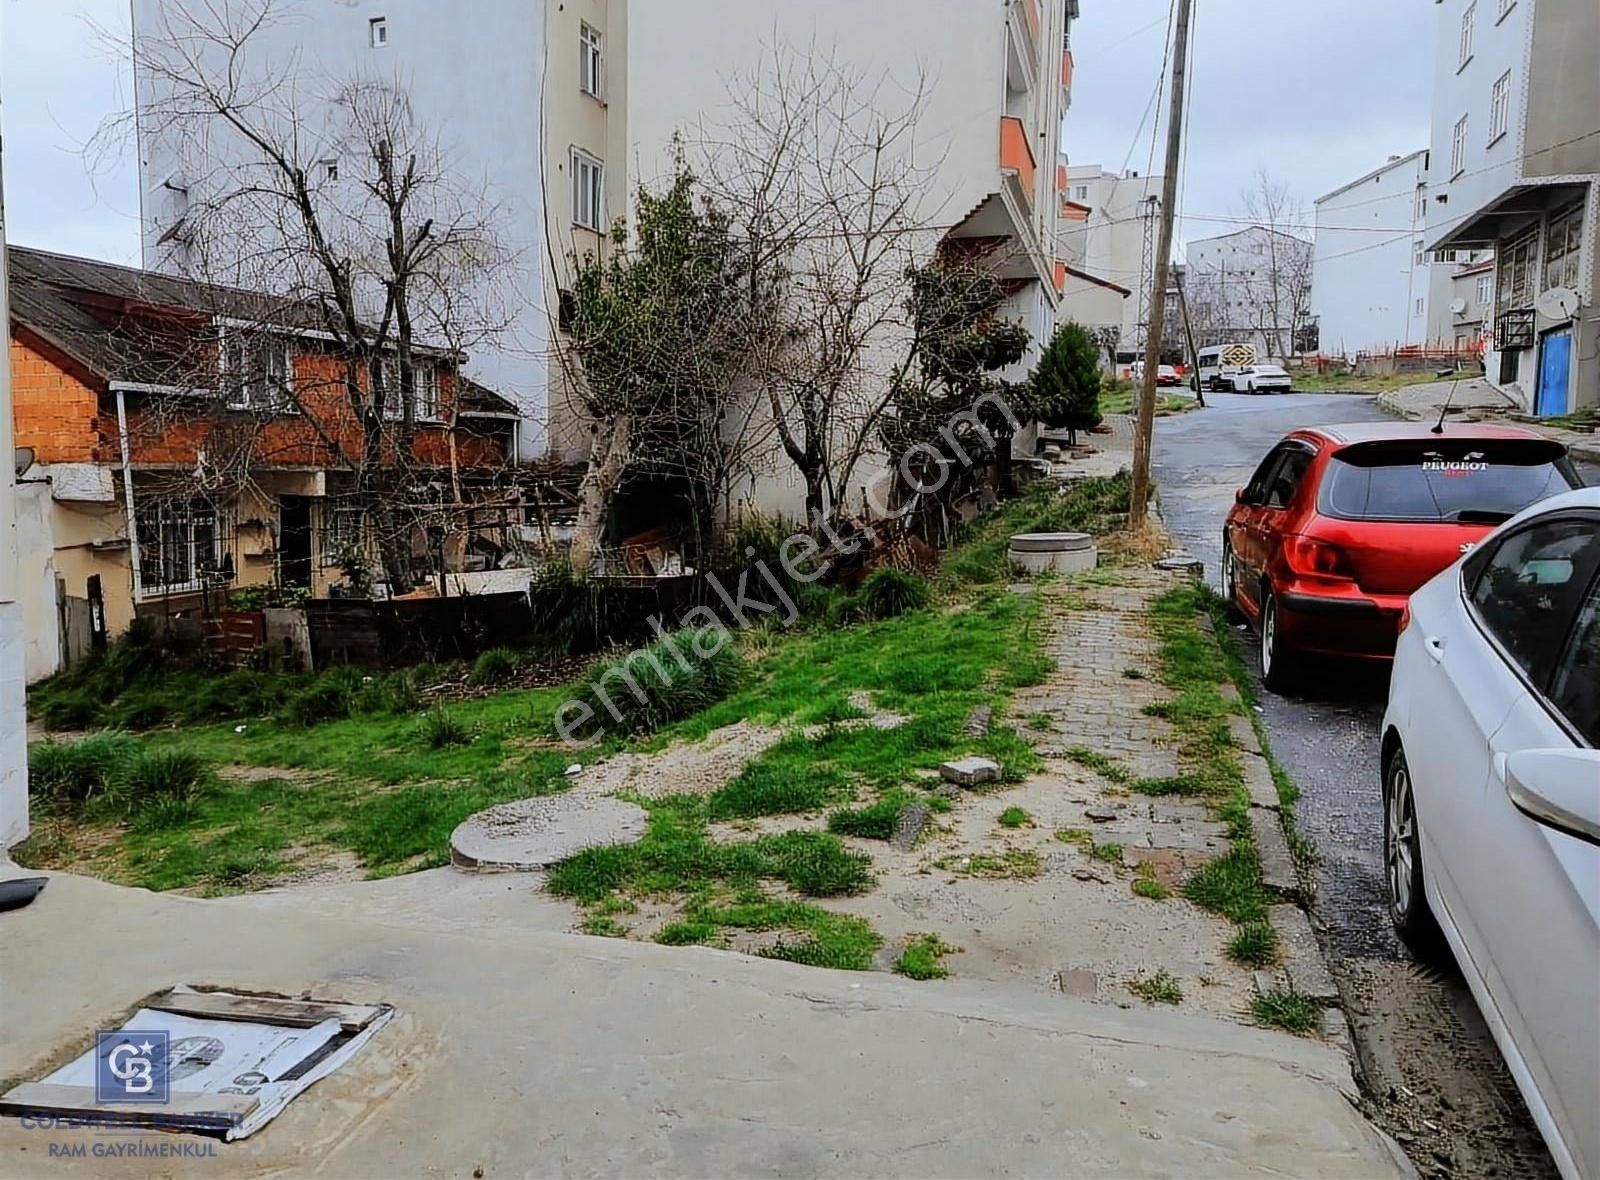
1313, 152, 1438, 356
134, 1, 1081, 514
1056, 166, 1157, 355
1424, 0, 1599, 414
132, 0, 552, 453
1185, 226, 1314, 360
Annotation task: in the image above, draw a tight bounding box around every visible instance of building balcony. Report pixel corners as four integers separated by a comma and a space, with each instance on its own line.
1061, 47, 1074, 92
1000, 116, 1037, 210
1008, 0, 1040, 77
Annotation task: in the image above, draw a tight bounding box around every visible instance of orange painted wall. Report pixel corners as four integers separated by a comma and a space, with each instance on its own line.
124, 351, 509, 471
9, 335, 105, 463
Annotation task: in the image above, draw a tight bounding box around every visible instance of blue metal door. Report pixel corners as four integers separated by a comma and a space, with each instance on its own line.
1535, 328, 1572, 416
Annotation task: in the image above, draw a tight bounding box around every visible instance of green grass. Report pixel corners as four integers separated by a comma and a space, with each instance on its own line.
1226, 920, 1281, 967
938, 476, 1130, 587
1128, 969, 1184, 1005
654, 896, 882, 970
1025, 711, 1054, 731
936, 848, 1042, 879
827, 790, 920, 840
1054, 827, 1093, 846
1063, 746, 1133, 785
1251, 988, 1321, 1035
1183, 844, 1270, 924
894, 933, 957, 980
582, 914, 629, 937
1291, 370, 1446, 394
708, 747, 850, 820
1099, 385, 1196, 417
419, 708, 471, 749
997, 806, 1034, 829
1088, 840, 1124, 864
1131, 862, 1170, 900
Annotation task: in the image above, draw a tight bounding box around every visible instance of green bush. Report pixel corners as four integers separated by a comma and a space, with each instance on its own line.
471, 647, 521, 685
28, 733, 137, 814
281, 667, 362, 727
420, 708, 471, 749
556, 629, 742, 740
856, 567, 931, 620
121, 749, 210, 814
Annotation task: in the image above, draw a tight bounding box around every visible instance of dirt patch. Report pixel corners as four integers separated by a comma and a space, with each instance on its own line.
217, 765, 331, 785
572, 721, 786, 799
264, 848, 367, 889
1342, 956, 1558, 1179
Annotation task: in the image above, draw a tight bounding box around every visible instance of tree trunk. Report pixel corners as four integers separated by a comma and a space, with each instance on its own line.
569, 414, 631, 575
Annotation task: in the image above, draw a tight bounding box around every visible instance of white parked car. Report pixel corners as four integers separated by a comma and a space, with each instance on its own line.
1381, 486, 1599, 1180
1231, 364, 1293, 393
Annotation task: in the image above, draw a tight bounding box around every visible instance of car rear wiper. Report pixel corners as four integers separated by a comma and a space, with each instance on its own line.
1449, 509, 1513, 524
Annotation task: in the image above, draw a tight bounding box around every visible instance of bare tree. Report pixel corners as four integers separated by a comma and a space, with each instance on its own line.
1237, 170, 1315, 361
695, 43, 943, 529
102, 0, 516, 591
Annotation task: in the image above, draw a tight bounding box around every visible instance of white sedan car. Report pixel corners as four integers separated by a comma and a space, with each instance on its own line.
1231, 364, 1293, 393
1381, 486, 1599, 1180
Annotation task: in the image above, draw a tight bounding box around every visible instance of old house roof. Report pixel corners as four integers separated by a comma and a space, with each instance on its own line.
6, 245, 517, 415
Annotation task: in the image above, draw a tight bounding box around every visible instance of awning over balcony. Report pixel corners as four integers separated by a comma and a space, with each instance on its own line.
1429, 179, 1589, 251
944, 191, 1049, 287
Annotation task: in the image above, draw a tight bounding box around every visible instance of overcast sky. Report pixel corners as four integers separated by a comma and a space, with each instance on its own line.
1, 0, 1434, 267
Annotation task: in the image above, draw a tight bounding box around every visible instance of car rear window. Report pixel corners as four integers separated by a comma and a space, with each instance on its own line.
1318, 438, 1579, 523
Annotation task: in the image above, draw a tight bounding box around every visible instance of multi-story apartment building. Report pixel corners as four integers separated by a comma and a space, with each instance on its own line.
1313, 152, 1438, 355
1185, 226, 1315, 360
1056, 166, 1160, 354
133, 1, 1081, 518
1424, 0, 1599, 413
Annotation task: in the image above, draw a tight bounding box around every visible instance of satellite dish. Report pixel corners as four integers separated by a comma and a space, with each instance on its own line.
1535, 287, 1580, 321
1449, 297, 1468, 316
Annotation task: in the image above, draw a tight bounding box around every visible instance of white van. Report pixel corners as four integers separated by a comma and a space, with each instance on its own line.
1195, 343, 1258, 392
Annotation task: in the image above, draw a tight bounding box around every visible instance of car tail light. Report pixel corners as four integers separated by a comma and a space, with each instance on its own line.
1399, 602, 1412, 633
1284, 535, 1355, 581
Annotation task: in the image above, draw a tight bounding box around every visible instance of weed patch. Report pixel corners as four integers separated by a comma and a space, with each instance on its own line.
895, 933, 957, 980
1251, 988, 1321, 1035
937, 847, 1042, 879
1226, 920, 1281, 967
997, 806, 1034, 829
827, 790, 916, 840
1131, 863, 1170, 900
1183, 844, 1269, 924
1128, 969, 1183, 1005
419, 708, 471, 749
709, 748, 848, 820
1063, 746, 1132, 785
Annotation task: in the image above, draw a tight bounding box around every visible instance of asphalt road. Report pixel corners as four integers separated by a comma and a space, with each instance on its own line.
1152, 390, 1566, 1179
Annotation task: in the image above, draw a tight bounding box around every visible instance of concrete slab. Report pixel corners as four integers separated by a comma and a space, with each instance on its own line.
1242, 751, 1281, 812
449, 793, 647, 871
0, 871, 1410, 1178
1273, 904, 1341, 1006
1254, 810, 1302, 898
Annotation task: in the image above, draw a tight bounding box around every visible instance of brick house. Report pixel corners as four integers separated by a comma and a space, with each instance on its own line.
8, 246, 521, 680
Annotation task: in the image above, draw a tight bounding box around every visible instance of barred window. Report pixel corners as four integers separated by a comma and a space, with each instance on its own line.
1544, 203, 1583, 294
221, 331, 293, 411
137, 499, 223, 592
1496, 226, 1538, 317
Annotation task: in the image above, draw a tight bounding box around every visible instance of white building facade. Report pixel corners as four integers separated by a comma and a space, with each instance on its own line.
1185, 226, 1314, 361
1424, 0, 1599, 413
132, 0, 552, 452
1313, 152, 1438, 356
1057, 166, 1159, 355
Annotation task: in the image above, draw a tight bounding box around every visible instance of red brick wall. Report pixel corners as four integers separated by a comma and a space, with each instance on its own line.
124, 351, 509, 471
9, 335, 105, 463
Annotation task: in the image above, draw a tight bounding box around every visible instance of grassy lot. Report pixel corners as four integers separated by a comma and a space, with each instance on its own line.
1291, 370, 1454, 394
1097, 380, 1198, 418
17, 476, 1125, 913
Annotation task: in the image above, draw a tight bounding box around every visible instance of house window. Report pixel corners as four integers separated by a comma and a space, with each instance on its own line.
571, 149, 604, 231
320, 158, 339, 183
137, 499, 222, 593
1451, 114, 1469, 178
1458, 2, 1475, 69
1544, 202, 1584, 293
1415, 298, 1426, 316
1476, 274, 1494, 308
381, 359, 441, 421
580, 23, 603, 98
1488, 70, 1512, 143
1415, 188, 1428, 222
369, 17, 388, 46
321, 503, 366, 562
221, 331, 293, 411
1497, 0, 1515, 20
1414, 242, 1426, 267
1075, 185, 1089, 200
1496, 225, 1538, 316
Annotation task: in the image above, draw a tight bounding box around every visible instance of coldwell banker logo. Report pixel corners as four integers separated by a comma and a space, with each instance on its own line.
95, 1031, 169, 1104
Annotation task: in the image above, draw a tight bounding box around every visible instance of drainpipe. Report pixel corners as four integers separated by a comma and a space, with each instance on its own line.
115, 388, 144, 601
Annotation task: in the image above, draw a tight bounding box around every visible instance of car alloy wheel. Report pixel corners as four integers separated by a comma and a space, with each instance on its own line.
1259, 590, 1297, 692
1222, 540, 1237, 604
1384, 748, 1439, 950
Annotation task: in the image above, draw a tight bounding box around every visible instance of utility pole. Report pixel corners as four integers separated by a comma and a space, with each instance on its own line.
1174, 268, 1205, 408
1129, 0, 1195, 528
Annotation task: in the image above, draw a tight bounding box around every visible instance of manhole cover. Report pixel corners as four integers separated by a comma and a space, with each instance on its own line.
450, 794, 648, 871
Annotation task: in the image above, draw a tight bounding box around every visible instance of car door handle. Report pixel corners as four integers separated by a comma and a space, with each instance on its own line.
1424, 635, 1447, 663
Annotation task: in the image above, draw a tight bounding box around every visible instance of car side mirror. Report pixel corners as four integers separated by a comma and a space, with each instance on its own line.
1503, 748, 1600, 846
1235, 487, 1250, 504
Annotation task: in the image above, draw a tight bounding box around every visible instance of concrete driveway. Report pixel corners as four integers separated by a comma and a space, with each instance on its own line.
0, 869, 1409, 1178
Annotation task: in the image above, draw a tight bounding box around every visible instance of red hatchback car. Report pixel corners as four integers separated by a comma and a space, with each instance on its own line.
1223, 422, 1580, 690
